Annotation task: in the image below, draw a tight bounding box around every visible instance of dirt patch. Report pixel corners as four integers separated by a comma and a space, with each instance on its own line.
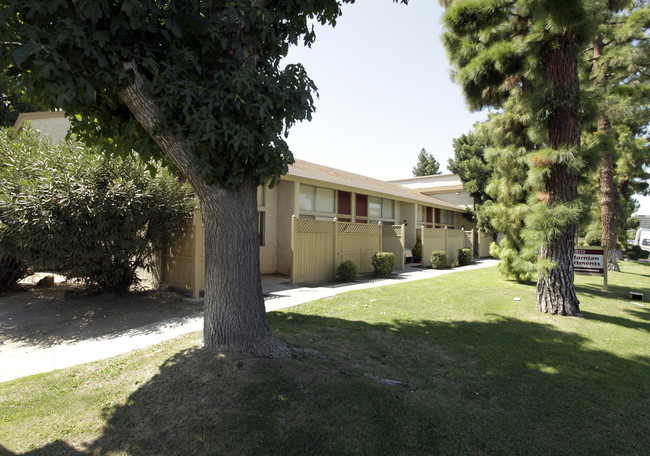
0, 273, 203, 350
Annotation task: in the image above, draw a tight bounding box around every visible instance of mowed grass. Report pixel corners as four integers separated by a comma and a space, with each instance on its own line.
1, 262, 648, 455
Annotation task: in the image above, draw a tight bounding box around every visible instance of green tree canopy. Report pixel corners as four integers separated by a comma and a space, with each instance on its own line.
448, 131, 490, 204
412, 148, 441, 176
440, 0, 621, 315
0, 0, 408, 357
0, 70, 42, 127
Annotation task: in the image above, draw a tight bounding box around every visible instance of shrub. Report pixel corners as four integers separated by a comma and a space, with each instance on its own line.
430, 250, 449, 269
625, 245, 649, 261
335, 260, 358, 282
0, 127, 194, 293
412, 236, 422, 262
457, 248, 472, 266
585, 229, 602, 246
0, 254, 29, 292
372, 252, 394, 277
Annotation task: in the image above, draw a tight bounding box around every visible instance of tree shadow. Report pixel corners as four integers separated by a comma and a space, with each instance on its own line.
623, 305, 650, 321
581, 310, 650, 332
11, 313, 650, 456
576, 282, 650, 302
0, 285, 202, 349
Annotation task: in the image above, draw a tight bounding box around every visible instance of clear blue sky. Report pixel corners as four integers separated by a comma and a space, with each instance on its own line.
282, 0, 650, 216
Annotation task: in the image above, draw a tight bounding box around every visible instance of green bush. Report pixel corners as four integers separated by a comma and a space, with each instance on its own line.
0, 127, 194, 293
412, 236, 422, 262
372, 252, 395, 277
0, 254, 29, 292
585, 229, 602, 246
335, 260, 358, 282
625, 245, 649, 261
457, 248, 472, 266
430, 250, 449, 269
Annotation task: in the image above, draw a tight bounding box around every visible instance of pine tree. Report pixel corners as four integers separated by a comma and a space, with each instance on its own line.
412, 148, 441, 176
440, 0, 617, 315
448, 129, 498, 238
480, 101, 537, 283
586, 0, 650, 270
448, 131, 491, 205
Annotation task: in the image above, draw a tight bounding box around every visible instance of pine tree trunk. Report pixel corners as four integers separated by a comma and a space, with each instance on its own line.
118, 60, 292, 357
537, 31, 582, 316
593, 36, 621, 272
599, 138, 621, 272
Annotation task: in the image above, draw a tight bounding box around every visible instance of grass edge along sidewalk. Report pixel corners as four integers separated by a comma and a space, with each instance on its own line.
1, 261, 649, 455
0, 259, 499, 383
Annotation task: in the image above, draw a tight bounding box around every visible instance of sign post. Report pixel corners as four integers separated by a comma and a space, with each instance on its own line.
573, 245, 608, 291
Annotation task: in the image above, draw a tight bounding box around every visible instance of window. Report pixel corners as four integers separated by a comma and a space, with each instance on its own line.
418, 206, 433, 228
418, 206, 426, 224
440, 210, 454, 227
368, 196, 382, 219
368, 196, 394, 225
258, 211, 265, 246
299, 184, 336, 218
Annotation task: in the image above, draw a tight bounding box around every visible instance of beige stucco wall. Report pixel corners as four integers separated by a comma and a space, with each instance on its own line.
397, 201, 417, 249
30, 118, 70, 144
14, 112, 70, 145
429, 192, 474, 208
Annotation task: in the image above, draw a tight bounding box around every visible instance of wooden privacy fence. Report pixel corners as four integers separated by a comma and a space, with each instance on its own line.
477, 230, 493, 258
163, 208, 205, 298
291, 216, 405, 283
417, 226, 491, 267
382, 224, 405, 271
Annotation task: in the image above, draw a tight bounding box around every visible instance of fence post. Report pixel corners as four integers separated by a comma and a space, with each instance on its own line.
477, 229, 482, 259
444, 226, 448, 258
193, 208, 203, 298
291, 215, 296, 283
400, 223, 406, 269
378, 220, 383, 252
470, 228, 476, 259
333, 217, 339, 276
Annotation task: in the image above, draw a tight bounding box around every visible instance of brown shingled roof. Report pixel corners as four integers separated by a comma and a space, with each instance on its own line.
284, 159, 465, 212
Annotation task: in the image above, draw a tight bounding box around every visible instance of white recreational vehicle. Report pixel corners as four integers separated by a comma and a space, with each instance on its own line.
635, 228, 650, 252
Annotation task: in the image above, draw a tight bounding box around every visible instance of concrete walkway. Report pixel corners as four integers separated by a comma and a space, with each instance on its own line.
0, 259, 499, 383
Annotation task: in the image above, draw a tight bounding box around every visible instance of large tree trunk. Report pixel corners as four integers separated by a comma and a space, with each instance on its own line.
537, 31, 582, 316
593, 36, 621, 272
198, 178, 291, 356
118, 60, 291, 357
599, 137, 621, 272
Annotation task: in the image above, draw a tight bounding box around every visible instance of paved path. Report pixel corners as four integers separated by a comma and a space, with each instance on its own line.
0, 259, 499, 383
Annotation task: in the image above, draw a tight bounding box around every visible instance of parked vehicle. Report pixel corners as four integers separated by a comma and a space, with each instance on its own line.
635, 228, 650, 252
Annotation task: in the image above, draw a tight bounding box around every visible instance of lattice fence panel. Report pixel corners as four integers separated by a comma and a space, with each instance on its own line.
337, 222, 381, 273
382, 225, 405, 269
382, 224, 403, 238
295, 218, 335, 235
338, 222, 381, 235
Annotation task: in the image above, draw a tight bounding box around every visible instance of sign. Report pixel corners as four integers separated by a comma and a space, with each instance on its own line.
574, 245, 608, 291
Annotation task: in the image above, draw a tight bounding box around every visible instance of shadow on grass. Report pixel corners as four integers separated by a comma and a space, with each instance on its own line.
11, 312, 650, 456
581, 310, 650, 332
575, 282, 650, 302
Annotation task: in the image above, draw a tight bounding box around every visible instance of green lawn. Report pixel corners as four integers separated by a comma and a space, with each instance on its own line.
1, 262, 649, 455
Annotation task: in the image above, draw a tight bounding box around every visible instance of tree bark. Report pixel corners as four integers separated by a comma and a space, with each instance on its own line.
118, 60, 292, 357
537, 31, 582, 316
593, 35, 621, 272
599, 132, 621, 272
